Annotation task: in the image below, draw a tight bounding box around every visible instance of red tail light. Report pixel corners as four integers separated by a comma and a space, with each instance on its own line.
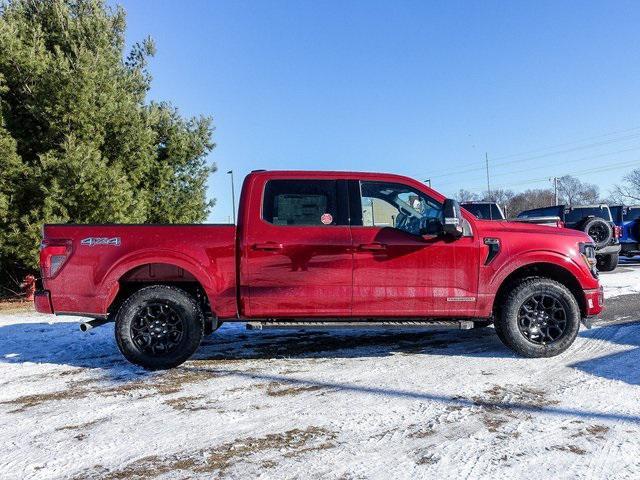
614, 226, 622, 239
40, 239, 72, 279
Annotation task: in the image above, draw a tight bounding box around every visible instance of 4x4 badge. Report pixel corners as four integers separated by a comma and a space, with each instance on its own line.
81, 237, 121, 247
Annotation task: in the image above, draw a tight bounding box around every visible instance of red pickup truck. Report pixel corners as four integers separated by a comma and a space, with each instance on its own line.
35, 170, 604, 369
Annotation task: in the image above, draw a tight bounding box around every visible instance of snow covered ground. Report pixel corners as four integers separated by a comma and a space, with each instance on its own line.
1, 261, 640, 480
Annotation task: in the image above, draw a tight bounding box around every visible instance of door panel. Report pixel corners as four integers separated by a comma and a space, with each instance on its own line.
243, 179, 353, 317
351, 180, 480, 317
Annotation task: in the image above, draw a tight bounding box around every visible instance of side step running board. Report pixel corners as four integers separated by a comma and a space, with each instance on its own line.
246, 320, 475, 331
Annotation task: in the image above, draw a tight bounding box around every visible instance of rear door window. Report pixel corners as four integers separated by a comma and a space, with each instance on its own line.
263, 180, 347, 226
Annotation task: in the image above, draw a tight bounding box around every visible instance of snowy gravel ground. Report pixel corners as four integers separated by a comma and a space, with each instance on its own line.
1, 260, 640, 479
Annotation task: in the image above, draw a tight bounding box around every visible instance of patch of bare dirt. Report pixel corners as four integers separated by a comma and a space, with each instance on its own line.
548, 444, 587, 455
264, 381, 324, 397
1, 368, 221, 413
74, 426, 337, 479
0, 299, 33, 313
470, 384, 558, 434
163, 395, 211, 412
55, 418, 104, 432
571, 424, 610, 440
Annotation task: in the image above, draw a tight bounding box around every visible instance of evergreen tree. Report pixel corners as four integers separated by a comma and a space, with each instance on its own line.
0, 0, 215, 282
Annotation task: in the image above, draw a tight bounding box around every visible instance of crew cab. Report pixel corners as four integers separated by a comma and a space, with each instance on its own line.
516, 204, 621, 271
35, 171, 604, 369
610, 205, 640, 258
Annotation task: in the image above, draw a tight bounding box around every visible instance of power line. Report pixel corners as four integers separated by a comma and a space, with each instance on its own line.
464, 158, 640, 192
430, 125, 640, 174
436, 144, 640, 187
429, 131, 640, 180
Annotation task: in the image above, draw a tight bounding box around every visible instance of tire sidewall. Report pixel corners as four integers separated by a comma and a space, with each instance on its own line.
498, 279, 581, 358
583, 217, 613, 248
597, 253, 619, 272
115, 286, 204, 370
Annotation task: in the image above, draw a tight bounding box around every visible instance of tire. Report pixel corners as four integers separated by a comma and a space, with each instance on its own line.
495, 278, 581, 358
582, 217, 613, 249
597, 253, 619, 272
115, 285, 204, 370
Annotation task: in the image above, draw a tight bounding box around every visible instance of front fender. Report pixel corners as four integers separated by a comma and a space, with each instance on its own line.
488, 249, 596, 293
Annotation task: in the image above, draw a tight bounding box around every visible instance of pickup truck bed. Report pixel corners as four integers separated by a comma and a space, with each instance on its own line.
38, 224, 237, 318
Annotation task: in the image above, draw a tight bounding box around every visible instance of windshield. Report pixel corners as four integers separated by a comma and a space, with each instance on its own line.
462, 203, 504, 220
609, 206, 622, 223
625, 207, 640, 222
565, 206, 612, 223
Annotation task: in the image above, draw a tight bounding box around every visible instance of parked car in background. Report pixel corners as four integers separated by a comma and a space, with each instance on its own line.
461, 201, 506, 220
516, 204, 621, 271
35, 170, 604, 369
610, 205, 640, 258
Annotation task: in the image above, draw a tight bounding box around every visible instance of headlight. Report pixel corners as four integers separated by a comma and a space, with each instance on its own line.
579, 242, 597, 273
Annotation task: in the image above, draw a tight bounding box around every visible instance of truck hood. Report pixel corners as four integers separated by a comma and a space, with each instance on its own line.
474, 219, 591, 241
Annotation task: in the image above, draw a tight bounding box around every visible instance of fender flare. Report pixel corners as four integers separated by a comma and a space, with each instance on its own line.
487, 249, 591, 296
99, 249, 217, 313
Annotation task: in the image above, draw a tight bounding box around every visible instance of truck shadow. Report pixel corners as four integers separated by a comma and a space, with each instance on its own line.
0, 320, 515, 374
1, 304, 639, 387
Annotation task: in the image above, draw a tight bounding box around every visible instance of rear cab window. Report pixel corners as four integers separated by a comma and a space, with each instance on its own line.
262, 179, 348, 226
565, 206, 612, 224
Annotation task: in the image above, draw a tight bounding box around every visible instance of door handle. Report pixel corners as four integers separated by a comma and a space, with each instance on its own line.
253, 242, 283, 251
358, 242, 387, 251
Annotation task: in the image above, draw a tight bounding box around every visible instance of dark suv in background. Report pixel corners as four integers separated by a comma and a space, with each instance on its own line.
610, 205, 640, 258
461, 201, 506, 220
516, 204, 621, 271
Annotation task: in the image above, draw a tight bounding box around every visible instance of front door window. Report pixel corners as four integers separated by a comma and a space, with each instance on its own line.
360, 181, 442, 235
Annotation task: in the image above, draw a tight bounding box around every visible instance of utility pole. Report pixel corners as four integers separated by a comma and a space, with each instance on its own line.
550, 177, 558, 206
424, 178, 431, 188
227, 170, 236, 224
485, 152, 491, 199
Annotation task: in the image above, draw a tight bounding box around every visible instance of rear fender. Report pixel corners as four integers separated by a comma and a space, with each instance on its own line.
101, 249, 218, 314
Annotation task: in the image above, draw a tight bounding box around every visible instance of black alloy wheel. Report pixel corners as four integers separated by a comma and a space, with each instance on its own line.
587, 223, 609, 244
131, 303, 185, 356
516, 293, 567, 345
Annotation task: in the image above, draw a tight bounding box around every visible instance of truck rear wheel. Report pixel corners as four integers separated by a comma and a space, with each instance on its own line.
495, 278, 581, 358
596, 253, 619, 272
115, 285, 204, 370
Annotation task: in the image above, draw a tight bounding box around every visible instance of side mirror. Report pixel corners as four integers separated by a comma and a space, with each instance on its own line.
420, 217, 443, 237
442, 198, 464, 238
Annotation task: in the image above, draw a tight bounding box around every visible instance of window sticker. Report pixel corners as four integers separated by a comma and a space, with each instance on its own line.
321, 213, 333, 225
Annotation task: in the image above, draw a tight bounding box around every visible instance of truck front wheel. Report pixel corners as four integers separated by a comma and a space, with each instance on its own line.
495, 278, 581, 358
115, 285, 204, 370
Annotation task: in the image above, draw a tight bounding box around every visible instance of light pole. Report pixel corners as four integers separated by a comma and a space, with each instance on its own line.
227, 170, 236, 224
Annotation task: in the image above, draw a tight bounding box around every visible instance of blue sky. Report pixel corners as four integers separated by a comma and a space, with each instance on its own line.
119, 0, 640, 222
